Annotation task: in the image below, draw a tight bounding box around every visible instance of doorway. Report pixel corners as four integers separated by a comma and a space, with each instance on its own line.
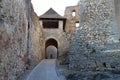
45, 38, 58, 59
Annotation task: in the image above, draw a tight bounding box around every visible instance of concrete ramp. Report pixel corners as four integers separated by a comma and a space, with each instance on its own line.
26, 59, 60, 80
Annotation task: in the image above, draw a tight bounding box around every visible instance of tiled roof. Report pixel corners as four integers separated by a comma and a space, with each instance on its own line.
39, 8, 66, 20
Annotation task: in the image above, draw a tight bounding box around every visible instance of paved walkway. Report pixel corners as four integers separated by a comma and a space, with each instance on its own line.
26, 59, 60, 80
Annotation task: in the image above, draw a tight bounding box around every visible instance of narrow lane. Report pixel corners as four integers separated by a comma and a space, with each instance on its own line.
26, 59, 59, 80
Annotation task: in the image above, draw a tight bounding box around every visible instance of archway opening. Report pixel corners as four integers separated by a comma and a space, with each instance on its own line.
72, 10, 76, 17
46, 46, 57, 59
45, 38, 58, 59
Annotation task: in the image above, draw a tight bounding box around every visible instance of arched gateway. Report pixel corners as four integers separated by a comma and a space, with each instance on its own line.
39, 8, 67, 59
45, 38, 58, 59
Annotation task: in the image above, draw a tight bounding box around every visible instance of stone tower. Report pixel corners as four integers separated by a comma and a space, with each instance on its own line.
39, 8, 69, 59
64, 5, 80, 33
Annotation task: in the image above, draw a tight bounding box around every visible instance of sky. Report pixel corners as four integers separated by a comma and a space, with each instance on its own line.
31, 0, 79, 16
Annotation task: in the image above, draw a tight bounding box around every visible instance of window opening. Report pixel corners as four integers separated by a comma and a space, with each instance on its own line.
43, 20, 58, 29
76, 21, 80, 31
72, 10, 76, 17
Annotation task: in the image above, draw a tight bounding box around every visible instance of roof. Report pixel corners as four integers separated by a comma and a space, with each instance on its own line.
39, 8, 66, 20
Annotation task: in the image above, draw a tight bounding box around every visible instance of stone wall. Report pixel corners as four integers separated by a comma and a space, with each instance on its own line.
40, 20, 69, 58
43, 27, 69, 57
0, 0, 44, 79
114, 0, 120, 41
29, 7, 44, 66
64, 5, 80, 33
68, 0, 120, 71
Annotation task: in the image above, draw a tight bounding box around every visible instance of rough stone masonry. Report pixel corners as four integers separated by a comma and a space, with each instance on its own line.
0, 0, 44, 80
68, 0, 120, 71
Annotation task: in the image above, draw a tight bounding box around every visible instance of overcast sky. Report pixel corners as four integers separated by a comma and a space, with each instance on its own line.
31, 0, 78, 16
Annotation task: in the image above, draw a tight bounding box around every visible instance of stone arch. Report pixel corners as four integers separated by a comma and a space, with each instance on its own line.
45, 38, 58, 59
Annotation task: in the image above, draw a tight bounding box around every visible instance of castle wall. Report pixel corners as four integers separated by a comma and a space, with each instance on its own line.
0, 0, 44, 79
29, 9, 44, 66
68, 0, 120, 71
40, 20, 69, 58
114, 0, 120, 41
64, 5, 80, 33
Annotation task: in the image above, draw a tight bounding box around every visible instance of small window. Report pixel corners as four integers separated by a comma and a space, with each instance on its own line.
76, 22, 80, 31
72, 10, 76, 17
76, 22, 79, 28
